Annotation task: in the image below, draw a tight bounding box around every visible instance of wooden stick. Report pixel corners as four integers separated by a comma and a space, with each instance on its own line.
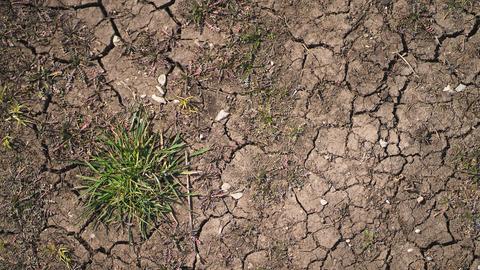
395, 52, 419, 78
185, 152, 204, 265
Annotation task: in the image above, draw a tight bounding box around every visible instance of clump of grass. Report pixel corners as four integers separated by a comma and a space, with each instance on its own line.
79, 109, 205, 238
458, 149, 480, 183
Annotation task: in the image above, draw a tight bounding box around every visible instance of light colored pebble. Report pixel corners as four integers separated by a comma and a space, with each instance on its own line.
379, 139, 388, 148
455, 83, 466, 92
416, 196, 424, 204
230, 192, 243, 200
221, 183, 231, 192
320, 199, 328, 206
151, 94, 166, 104
414, 228, 421, 234
443, 85, 454, 93
215, 110, 230, 122
157, 74, 167, 86
407, 248, 414, 253
112, 35, 121, 46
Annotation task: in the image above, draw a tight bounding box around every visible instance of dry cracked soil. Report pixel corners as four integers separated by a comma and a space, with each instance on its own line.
1, 0, 480, 269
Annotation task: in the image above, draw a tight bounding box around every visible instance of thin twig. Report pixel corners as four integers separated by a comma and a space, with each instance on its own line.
395, 52, 419, 78
185, 152, 204, 265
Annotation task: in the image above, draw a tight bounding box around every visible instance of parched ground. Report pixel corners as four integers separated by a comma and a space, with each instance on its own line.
0, 0, 479, 269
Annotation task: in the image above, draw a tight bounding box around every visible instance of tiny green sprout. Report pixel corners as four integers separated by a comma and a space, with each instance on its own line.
7, 103, 29, 126
57, 246, 72, 269
176, 96, 198, 114
2, 135, 12, 149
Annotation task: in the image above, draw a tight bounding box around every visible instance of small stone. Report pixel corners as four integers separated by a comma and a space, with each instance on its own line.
426, 256, 433, 261
155, 85, 165, 96
414, 228, 421, 234
221, 183, 231, 192
416, 196, 424, 204
442, 85, 454, 93
385, 199, 390, 204
172, 99, 180, 104
215, 110, 230, 122
320, 199, 328, 206
199, 134, 205, 140
345, 239, 351, 243
407, 248, 414, 253
112, 35, 121, 46
455, 83, 466, 92
157, 74, 167, 86
230, 192, 243, 200
379, 139, 388, 148
151, 94, 166, 104
477, 265, 480, 270
140, 94, 146, 98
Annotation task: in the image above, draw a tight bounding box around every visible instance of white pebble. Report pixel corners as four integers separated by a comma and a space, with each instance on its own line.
112, 35, 121, 46
230, 192, 243, 200
215, 110, 230, 122
407, 248, 414, 253
426, 256, 433, 261
320, 199, 328, 206
455, 83, 466, 92
151, 94, 166, 104
379, 139, 388, 148
221, 183, 231, 192
414, 228, 421, 234
443, 85, 454, 93
416, 196, 424, 204
157, 74, 167, 86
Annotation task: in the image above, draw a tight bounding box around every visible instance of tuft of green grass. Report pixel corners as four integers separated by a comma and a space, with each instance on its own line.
445, 0, 474, 12
6, 102, 30, 126
79, 109, 206, 238
458, 149, 480, 183
2, 135, 12, 149
362, 228, 376, 249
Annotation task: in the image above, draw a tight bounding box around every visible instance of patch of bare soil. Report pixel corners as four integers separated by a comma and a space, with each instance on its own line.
1, 0, 479, 269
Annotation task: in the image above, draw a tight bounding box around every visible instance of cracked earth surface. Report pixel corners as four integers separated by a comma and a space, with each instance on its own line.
1, 0, 480, 269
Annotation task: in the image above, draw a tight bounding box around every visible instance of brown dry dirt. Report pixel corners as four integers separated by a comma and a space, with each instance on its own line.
1, 0, 480, 269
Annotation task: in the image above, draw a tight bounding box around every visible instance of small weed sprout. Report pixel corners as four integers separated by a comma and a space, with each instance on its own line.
362, 229, 376, 249
79, 109, 205, 238
57, 246, 72, 269
2, 135, 12, 149
7, 102, 30, 126
176, 96, 198, 114
45, 243, 73, 269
